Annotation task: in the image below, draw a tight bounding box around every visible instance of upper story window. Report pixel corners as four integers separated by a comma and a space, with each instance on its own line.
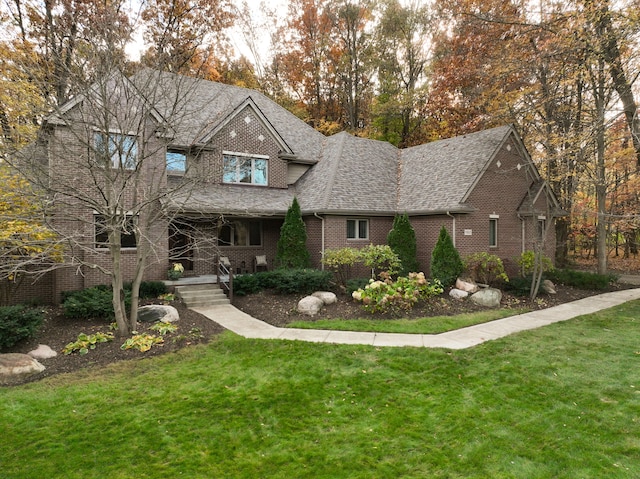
166, 150, 187, 173
223, 152, 268, 185
347, 219, 369, 240
94, 132, 137, 169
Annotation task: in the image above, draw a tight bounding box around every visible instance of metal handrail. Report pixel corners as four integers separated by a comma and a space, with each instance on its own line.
216, 258, 233, 303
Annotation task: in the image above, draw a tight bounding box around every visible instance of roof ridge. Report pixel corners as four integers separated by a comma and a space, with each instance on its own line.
319, 133, 349, 210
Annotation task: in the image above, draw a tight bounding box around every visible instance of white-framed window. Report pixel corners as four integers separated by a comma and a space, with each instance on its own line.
218, 220, 262, 247
94, 132, 137, 169
95, 214, 137, 249
347, 219, 369, 240
222, 152, 268, 185
489, 216, 499, 248
537, 216, 546, 240
166, 150, 187, 172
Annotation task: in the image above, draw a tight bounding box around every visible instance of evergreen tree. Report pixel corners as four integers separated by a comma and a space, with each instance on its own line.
387, 213, 419, 275
275, 197, 311, 269
430, 226, 463, 287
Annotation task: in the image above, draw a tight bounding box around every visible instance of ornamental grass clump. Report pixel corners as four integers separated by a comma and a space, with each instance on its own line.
352, 272, 443, 315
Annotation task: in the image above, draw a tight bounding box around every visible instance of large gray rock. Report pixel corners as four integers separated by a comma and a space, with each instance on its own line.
28, 344, 57, 360
456, 278, 479, 293
449, 288, 469, 300
312, 291, 337, 305
297, 296, 324, 316
541, 279, 557, 295
470, 288, 503, 308
138, 305, 179, 323
0, 353, 45, 384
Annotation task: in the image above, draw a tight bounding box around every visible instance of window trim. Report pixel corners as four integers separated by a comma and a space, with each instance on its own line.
94, 213, 137, 250
489, 215, 499, 248
222, 151, 268, 186
94, 131, 138, 170
347, 218, 369, 240
166, 149, 187, 174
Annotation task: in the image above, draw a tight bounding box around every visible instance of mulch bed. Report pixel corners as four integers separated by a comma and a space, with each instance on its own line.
4, 279, 637, 387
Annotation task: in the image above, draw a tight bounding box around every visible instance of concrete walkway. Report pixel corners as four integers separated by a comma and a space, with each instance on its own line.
192, 288, 640, 350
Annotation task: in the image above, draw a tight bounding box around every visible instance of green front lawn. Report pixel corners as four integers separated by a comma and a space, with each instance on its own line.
1, 301, 639, 478
287, 308, 528, 334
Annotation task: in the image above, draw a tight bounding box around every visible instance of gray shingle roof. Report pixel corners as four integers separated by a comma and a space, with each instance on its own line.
165, 184, 295, 216
398, 125, 513, 213
296, 132, 399, 214
131, 70, 325, 163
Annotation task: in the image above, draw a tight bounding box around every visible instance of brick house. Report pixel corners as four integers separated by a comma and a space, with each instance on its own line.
20, 70, 562, 303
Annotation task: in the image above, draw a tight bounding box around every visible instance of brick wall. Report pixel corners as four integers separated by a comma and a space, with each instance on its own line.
207, 105, 288, 189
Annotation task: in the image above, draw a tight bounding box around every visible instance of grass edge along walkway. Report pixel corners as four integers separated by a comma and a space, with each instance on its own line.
193, 288, 640, 349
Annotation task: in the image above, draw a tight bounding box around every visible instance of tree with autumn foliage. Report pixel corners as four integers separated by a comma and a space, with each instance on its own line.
0, 165, 62, 305
372, 0, 431, 147
140, 0, 236, 80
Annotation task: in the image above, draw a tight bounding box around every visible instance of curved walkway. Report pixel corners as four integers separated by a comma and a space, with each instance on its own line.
193, 288, 640, 350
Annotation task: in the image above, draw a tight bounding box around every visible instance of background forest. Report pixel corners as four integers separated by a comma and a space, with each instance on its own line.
1, 0, 640, 274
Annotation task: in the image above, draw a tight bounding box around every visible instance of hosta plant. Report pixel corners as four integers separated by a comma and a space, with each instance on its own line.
62, 332, 114, 355
120, 333, 164, 352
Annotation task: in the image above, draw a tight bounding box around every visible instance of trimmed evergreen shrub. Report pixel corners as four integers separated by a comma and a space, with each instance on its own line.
62, 285, 131, 320
137, 281, 168, 299
387, 213, 419, 275
546, 269, 617, 290
233, 269, 332, 296
0, 306, 44, 351
268, 268, 333, 294
430, 226, 464, 287
275, 197, 311, 269
346, 277, 370, 295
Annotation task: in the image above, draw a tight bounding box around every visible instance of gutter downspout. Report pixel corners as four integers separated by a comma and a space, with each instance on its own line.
446, 211, 456, 246
517, 214, 525, 254
314, 212, 325, 269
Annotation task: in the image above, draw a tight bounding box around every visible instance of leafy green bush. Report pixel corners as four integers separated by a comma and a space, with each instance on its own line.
517, 250, 554, 277
464, 252, 509, 285
0, 306, 44, 351
352, 272, 443, 316
62, 285, 131, 320
322, 247, 361, 289
430, 226, 464, 287
346, 277, 370, 295
546, 269, 617, 290
387, 213, 419, 275
359, 244, 401, 278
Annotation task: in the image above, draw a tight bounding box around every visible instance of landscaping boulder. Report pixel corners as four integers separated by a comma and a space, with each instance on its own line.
449, 288, 469, 300
297, 296, 324, 316
541, 279, 557, 295
28, 344, 57, 360
0, 353, 45, 385
456, 278, 479, 293
138, 305, 179, 323
312, 291, 337, 305
470, 288, 503, 308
